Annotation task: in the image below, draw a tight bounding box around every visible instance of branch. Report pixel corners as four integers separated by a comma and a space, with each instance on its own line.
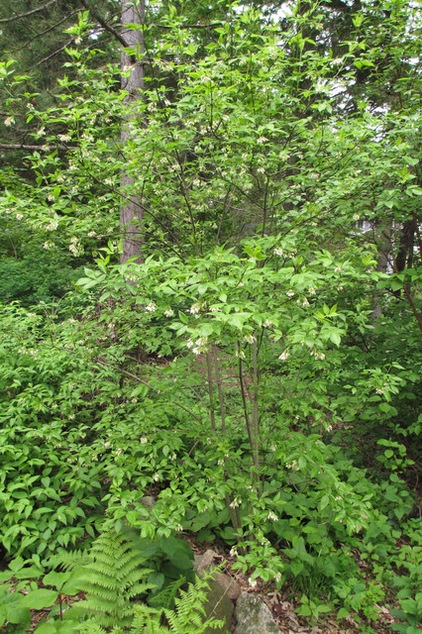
0, 0, 58, 23
95, 358, 204, 424
33, 40, 74, 68
16, 9, 80, 54
156, 22, 224, 30
0, 142, 76, 151
79, 0, 129, 49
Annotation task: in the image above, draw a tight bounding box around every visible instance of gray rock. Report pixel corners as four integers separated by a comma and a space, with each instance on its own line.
195, 549, 218, 576
140, 495, 155, 508
194, 550, 241, 600
234, 591, 280, 634
194, 549, 241, 633
203, 576, 234, 634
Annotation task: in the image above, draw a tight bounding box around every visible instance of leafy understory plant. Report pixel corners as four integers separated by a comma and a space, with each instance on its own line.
79, 573, 224, 634
60, 528, 156, 628
391, 593, 422, 634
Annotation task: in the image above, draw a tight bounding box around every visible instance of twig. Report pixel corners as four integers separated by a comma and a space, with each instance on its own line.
0, 0, 58, 23
95, 358, 204, 424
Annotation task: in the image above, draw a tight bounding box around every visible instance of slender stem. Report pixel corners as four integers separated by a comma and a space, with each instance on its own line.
212, 346, 226, 435
238, 344, 252, 446
206, 349, 216, 434
403, 284, 422, 334
250, 335, 260, 480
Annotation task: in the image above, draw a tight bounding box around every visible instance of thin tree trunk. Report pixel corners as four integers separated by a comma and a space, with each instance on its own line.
120, 0, 145, 263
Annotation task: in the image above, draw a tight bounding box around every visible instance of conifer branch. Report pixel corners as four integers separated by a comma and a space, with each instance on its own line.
0, 0, 58, 23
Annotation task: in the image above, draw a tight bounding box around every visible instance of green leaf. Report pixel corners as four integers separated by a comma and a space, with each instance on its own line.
21, 589, 58, 609
329, 331, 341, 346
43, 571, 70, 589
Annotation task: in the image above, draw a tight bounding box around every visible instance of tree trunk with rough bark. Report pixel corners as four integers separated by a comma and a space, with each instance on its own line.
120, 0, 145, 263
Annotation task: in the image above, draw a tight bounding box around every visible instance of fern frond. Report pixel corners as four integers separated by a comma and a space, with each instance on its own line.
79, 620, 125, 634
163, 575, 224, 634
78, 620, 107, 634
71, 528, 154, 628
46, 549, 91, 571
131, 605, 168, 634
148, 576, 186, 610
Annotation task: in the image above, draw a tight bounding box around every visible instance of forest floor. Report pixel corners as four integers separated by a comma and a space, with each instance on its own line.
193, 540, 400, 634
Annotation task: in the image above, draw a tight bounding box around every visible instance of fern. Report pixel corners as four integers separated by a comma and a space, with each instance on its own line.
70, 528, 155, 629
164, 574, 223, 633
130, 575, 224, 634
79, 574, 223, 634
79, 623, 124, 634
46, 549, 91, 572
148, 576, 186, 610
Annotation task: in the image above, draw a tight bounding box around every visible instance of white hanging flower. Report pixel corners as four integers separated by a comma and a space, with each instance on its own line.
191, 336, 208, 355
278, 350, 290, 361
164, 309, 174, 317
69, 236, 82, 256
145, 302, 157, 313
311, 350, 326, 360
244, 334, 256, 344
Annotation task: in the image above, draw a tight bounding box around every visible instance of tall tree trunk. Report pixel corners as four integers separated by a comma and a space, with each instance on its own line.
120, 0, 145, 263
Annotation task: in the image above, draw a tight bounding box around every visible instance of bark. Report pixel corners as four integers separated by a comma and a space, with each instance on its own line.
395, 218, 417, 274
120, 0, 145, 264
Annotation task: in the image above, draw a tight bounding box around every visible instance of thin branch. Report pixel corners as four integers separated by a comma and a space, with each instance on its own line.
0, 0, 58, 23
95, 358, 205, 424
157, 22, 224, 30
33, 40, 74, 68
79, 0, 130, 49
212, 345, 226, 435
206, 350, 216, 434
0, 142, 76, 151
16, 9, 80, 54
238, 346, 251, 441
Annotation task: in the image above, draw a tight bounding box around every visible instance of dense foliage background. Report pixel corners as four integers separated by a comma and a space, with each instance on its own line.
0, 0, 421, 632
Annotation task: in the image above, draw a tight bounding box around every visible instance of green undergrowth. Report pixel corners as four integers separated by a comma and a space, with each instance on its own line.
0, 241, 421, 631
0, 526, 222, 633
